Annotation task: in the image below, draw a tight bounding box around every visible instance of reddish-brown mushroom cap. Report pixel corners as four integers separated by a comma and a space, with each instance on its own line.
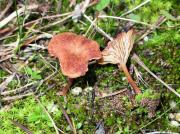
48, 32, 102, 78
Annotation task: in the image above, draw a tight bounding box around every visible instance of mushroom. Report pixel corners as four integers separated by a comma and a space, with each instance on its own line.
99, 29, 141, 94
48, 32, 102, 95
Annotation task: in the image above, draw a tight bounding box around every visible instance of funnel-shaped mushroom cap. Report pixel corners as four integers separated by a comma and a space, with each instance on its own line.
99, 29, 135, 65
48, 32, 102, 78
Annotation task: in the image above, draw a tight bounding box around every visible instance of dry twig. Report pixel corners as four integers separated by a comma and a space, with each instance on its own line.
132, 54, 180, 98
59, 104, 77, 134
0, 4, 38, 29
2, 92, 33, 101
10, 119, 33, 134
0, 0, 13, 20
83, 14, 113, 40
34, 95, 63, 134
99, 88, 128, 99
98, 15, 157, 28
121, 0, 151, 16
0, 73, 15, 92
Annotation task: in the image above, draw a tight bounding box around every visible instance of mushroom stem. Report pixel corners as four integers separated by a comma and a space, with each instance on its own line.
57, 78, 74, 96
118, 64, 141, 94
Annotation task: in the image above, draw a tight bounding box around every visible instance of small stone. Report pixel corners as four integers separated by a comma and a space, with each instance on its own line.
169, 101, 177, 109
47, 103, 58, 114
144, 36, 149, 42
71, 87, 82, 95
122, 77, 126, 81
84, 87, 93, 92
169, 113, 175, 119
175, 113, 180, 122
170, 120, 180, 127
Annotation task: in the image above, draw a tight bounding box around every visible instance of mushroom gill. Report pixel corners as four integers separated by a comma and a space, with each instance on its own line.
99, 29, 141, 94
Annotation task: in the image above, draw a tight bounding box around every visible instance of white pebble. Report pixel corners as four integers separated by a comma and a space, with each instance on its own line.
175, 113, 180, 122
144, 36, 149, 42
169, 101, 177, 109
71, 87, 82, 95
169, 113, 175, 119
170, 120, 180, 127
84, 87, 93, 92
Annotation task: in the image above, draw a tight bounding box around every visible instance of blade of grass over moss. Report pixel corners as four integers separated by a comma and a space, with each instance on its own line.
135, 100, 180, 133
132, 54, 180, 98
98, 15, 157, 28
34, 95, 64, 134
121, 0, 151, 16
59, 104, 77, 134
83, 14, 113, 40
10, 119, 33, 134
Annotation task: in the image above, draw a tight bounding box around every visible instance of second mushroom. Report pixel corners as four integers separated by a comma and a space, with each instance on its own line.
99, 29, 141, 94
48, 32, 102, 95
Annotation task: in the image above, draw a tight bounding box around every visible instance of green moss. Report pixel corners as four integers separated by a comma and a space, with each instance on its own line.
0, 0, 180, 133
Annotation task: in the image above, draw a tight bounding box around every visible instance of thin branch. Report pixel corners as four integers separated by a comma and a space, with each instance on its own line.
83, 14, 113, 41
84, 18, 96, 36
0, 54, 13, 63
39, 14, 73, 29
132, 54, 180, 98
121, 0, 151, 16
99, 88, 127, 99
0, 0, 13, 20
98, 15, 157, 28
0, 12, 71, 35
34, 95, 64, 134
0, 73, 15, 92
1, 81, 37, 95
10, 119, 33, 134
145, 131, 179, 134
2, 92, 33, 101
59, 104, 76, 134
0, 4, 38, 29
137, 16, 166, 41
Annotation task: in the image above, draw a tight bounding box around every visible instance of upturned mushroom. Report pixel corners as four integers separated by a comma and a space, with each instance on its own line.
99, 29, 141, 94
48, 32, 102, 95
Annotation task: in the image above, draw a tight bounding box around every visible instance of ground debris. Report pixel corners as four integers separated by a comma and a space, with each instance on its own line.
141, 98, 160, 118
95, 120, 105, 134
97, 89, 133, 115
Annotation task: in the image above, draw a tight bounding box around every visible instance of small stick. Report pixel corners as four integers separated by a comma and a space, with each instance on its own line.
0, 55, 13, 63
34, 95, 63, 134
0, 4, 38, 29
0, 73, 15, 92
59, 104, 76, 134
145, 131, 179, 134
57, 78, 74, 96
83, 14, 113, 40
132, 54, 180, 98
0, 0, 13, 20
2, 93, 33, 101
99, 88, 127, 99
40, 14, 73, 29
1, 81, 36, 95
98, 15, 157, 28
10, 119, 33, 134
137, 16, 166, 41
0, 12, 71, 35
121, 0, 151, 16
84, 18, 97, 36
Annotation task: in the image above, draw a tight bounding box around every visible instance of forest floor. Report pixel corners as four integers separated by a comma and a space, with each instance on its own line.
0, 0, 179, 134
